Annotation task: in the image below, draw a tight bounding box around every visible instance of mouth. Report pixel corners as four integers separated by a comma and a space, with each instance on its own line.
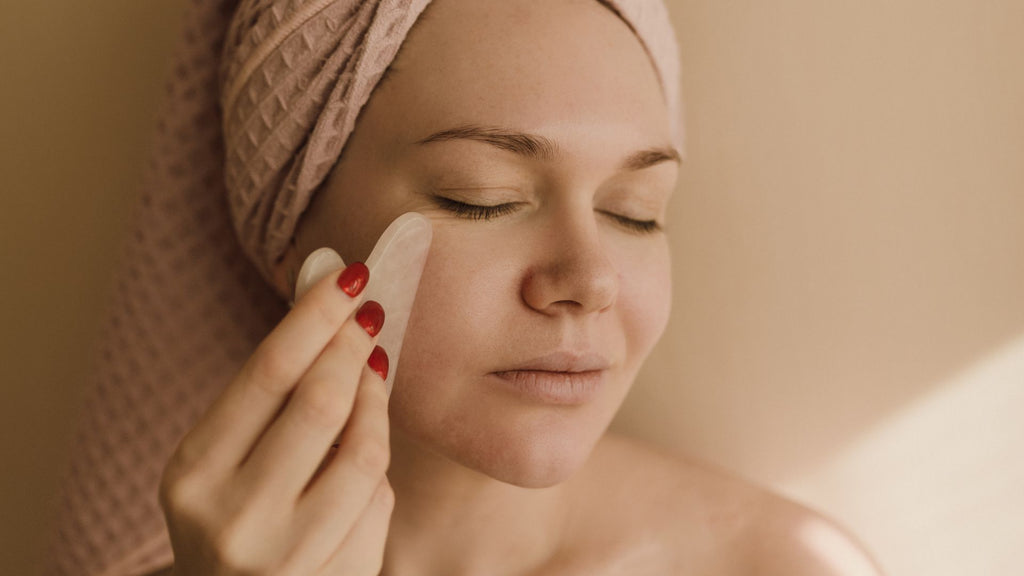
489, 369, 606, 406
500, 350, 612, 373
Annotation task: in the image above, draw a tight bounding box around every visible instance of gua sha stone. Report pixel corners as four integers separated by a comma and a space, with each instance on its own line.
291, 212, 433, 396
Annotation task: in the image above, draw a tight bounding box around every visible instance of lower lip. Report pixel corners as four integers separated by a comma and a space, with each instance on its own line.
489, 370, 605, 405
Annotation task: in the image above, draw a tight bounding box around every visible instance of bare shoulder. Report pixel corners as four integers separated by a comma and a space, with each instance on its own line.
738, 490, 887, 576
568, 433, 886, 575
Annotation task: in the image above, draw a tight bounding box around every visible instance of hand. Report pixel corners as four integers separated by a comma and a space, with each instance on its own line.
158, 262, 393, 576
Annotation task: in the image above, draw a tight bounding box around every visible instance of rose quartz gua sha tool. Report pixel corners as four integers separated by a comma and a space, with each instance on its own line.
291, 212, 433, 396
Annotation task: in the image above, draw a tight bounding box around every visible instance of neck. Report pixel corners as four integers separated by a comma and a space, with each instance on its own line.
382, 425, 573, 576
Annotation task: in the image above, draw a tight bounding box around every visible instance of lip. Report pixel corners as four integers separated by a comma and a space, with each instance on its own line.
489, 369, 605, 405
498, 350, 612, 373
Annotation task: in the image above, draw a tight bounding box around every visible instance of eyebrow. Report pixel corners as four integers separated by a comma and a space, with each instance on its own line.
414, 123, 681, 172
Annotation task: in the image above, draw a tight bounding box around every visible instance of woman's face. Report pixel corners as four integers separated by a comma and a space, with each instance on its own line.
284, 0, 679, 488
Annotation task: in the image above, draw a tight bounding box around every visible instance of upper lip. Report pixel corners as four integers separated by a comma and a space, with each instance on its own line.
497, 351, 611, 373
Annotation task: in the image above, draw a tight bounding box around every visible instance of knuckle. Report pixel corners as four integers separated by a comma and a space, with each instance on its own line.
349, 435, 390, 477
167, 429, 206, 472
159, 476, 215, 542
364, 376, 391, 412
211, 525, 245, 570
211, 517, 260, 572
309, 292, 348, 330
338, 313, 376, 352
246, 346, 295, 395
293, 380, 349, 431
160, 450, 189, 493
157, 472, 184, 513
376, 481, 395, 510
159, 462, 201, 514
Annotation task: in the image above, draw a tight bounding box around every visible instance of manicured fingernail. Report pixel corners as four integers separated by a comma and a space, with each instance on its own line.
368, 345, 389, 380
337, 262, 369, 297
355, 300, 385, 337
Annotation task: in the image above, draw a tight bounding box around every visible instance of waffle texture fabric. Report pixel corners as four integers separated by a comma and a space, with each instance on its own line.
40, 1, 685, 575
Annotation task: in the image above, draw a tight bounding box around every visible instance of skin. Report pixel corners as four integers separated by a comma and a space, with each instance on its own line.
260, 0, 886, 574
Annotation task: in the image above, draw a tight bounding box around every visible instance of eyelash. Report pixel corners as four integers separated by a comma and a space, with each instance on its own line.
434, 196, 662, 234
435, 196, 519, 221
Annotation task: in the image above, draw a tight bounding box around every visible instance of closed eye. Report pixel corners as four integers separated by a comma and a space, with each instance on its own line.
598, 211, 662, 234
433, 196, 519, 220
433, 196, 662, 234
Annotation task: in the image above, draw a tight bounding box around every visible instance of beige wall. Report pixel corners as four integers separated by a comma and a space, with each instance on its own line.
613, 2, 1024, 574
2, 1, 1021, 575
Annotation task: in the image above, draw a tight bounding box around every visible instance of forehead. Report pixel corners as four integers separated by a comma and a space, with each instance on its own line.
370, 0, 672, 152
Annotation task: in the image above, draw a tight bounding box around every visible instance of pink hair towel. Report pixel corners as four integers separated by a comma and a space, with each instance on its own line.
41, 1, 684, 574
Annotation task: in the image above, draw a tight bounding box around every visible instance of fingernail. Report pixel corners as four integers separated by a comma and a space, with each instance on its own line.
368, 345, 389, 380
355, 300, 385, 337
337, 262, 369, 297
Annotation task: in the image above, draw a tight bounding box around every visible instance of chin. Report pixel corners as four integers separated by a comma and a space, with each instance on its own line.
460, 426, 601, 488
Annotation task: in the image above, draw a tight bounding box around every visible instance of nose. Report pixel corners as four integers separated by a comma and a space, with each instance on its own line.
521, 207, 618, 316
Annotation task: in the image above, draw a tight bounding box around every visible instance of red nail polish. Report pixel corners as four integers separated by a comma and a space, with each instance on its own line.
337, 262, 369, 297
368, 345, 389, 380
355, 300, 385, 337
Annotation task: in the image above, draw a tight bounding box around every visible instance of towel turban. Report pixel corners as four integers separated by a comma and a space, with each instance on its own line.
41, 1, 685, 574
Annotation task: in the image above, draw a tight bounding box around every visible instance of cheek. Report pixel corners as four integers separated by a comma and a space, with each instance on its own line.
614, 238, 672, 368
386, 226, 539, 455
389, 227, 506, 393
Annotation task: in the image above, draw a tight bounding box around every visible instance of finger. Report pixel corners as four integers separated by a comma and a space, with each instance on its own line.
293, 360, 391, 546
309, 441, 340, 487
236, 300, 384, 499
174, 263, 369, 475
317, 478, 394, 576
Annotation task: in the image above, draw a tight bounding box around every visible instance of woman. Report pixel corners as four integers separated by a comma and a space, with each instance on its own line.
47, 0, 884, 574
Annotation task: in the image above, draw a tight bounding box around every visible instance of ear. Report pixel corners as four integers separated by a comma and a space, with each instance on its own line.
269, 238, 303, 303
